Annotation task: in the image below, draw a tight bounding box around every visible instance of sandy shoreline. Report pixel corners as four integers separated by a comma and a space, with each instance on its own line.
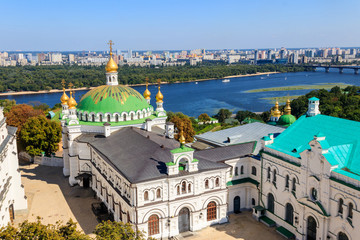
0, 71, 279, 97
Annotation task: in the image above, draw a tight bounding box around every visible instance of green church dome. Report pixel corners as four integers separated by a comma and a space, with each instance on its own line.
277, 114, 296, 127
77, 85, 152, 114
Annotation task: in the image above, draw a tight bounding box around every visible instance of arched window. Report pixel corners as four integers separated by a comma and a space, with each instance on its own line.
307, 216, 317, 240
267, 193, 275, 213
292, 178, 296, 192
338, 232, 349, 240
107, 114, 111, 122
181, 181, 186, 193
179, 159, 187, 171
267, 167, 271, 180
115, 115, 119, 122
285, 175, 289, 189
85, 114, 88, 121
99, 115, 103, 122
123, 114, 127, 121
240, 166, 244, 174
205, 179, 209, 189
148, 215, 159, 236
273, 169, 277, 185
127, 211, 131, 223
92, 114, 95, 122
285, 203, 294, 225
348, 202, 353, 219
235, 167, 238, 176
252, 198, 256, 205
338, 198, 343, 215
188, 184, 191, 193
156, 189, 161, 198
144, 191, 149, 201
207, 201, 217, 221
215, 178, 220, 187
138, 112, 141, 119
131, 113, 134, 120
251, 166, 257, 176
177, 186, 180, 195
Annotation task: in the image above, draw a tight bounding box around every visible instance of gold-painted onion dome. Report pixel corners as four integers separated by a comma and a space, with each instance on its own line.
143, 86, 151, 100
284, 99, 292, 115
68, 91, 77, 109
105, 53, 118, 73
156, 86, 164, 102
272, 101, 282, 118
60, 88, 69, 104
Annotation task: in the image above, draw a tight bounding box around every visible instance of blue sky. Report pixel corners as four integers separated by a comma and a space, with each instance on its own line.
1, 0, 359, 51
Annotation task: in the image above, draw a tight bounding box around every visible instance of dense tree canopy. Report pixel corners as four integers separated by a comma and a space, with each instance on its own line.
94, 221, 152, 240
0, 64, 308, 92
0, 99, 16, 113
198, 113, 211, 122
20, 115, 62, 156
167, 112, 196, 143
5, 104, 44, 134
213, 109, 232, 123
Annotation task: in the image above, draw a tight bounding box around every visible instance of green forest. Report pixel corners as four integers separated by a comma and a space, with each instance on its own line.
0, 64, 309, 92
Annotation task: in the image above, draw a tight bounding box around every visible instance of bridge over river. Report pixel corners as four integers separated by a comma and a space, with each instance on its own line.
308, 64, 360, 74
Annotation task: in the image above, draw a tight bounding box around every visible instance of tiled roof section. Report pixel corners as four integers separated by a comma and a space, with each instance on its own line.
195, 122, 285, 154
76, 127, 228, 183
268, 114, 360, 176
194, 142, 255, 163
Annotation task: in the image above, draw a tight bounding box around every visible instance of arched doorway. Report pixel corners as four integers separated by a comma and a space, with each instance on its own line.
307, 216, 317, 240
178, 207, 190, 233
234, 196, 240, 213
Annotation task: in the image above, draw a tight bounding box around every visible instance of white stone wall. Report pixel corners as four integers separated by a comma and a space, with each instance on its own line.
0, 121, 27, 227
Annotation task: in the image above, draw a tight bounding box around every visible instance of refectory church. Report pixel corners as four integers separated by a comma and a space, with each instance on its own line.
60, 42, 360, 240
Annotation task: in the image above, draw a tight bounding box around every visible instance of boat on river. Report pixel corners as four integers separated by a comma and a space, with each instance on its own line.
222, 79, 230, 83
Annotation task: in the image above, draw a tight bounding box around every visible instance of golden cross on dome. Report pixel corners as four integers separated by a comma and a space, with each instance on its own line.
68, 82, 73, 91
108, 40, 114, 55
157, 79, 161, 87
61, 79, 66, 88
145, 77, 149, 87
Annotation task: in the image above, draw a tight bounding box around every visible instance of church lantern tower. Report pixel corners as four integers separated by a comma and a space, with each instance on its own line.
155, 79, 166, 117
143, 77, 151, 104
60, 79, 69, 118
105, 40, 119, 86
270, 101, 282, 122
67, 83, 79, 125
306, 97, 321, 117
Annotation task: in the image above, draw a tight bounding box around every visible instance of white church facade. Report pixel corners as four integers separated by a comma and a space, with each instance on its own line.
60, 42, 359, 240
0, 108, 27, 227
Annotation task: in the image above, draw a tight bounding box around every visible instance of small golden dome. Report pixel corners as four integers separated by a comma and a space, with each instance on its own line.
60, 88, 69, 104
68, 91, 77, 109
143, 80, 151, 99
271, 101, 282, 118
105, 54, 118, 73
143, 88, 151, 99
156, 86, 163, 102
284, 99, 292, 115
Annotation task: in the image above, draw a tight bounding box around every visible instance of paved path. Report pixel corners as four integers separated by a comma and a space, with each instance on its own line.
184, 212, 284, 240
15, 164, 99, 234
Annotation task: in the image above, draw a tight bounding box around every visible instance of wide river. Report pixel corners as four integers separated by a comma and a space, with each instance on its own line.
1, 68, 360, 117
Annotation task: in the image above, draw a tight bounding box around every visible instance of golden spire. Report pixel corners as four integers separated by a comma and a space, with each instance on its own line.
60, 79, 69, 104
179, 123, 186, 145
284, 99, 292, 115
271, 101, 282, 118
105, 40, 118, 73
155, 79, 164, 102
67, 83, 77, 109
143, 77, 151, 100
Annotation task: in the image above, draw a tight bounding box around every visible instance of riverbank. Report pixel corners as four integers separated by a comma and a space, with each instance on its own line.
0, 71, 279, 96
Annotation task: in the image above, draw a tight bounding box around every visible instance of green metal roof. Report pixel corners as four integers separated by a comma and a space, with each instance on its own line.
77, 85, 152, 114
309, 97, 320, 101
268, 114, 360, 178
277, 114, 296, 127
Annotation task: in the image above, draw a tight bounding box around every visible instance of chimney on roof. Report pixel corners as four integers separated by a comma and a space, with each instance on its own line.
103, 122, 111, 137
165, 122, 174, 138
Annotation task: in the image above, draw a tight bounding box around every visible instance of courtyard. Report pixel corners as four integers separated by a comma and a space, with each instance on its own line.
15, 163, 283, 239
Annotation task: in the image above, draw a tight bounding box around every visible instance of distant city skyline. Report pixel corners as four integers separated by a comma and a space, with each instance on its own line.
1, 0, 360, 51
